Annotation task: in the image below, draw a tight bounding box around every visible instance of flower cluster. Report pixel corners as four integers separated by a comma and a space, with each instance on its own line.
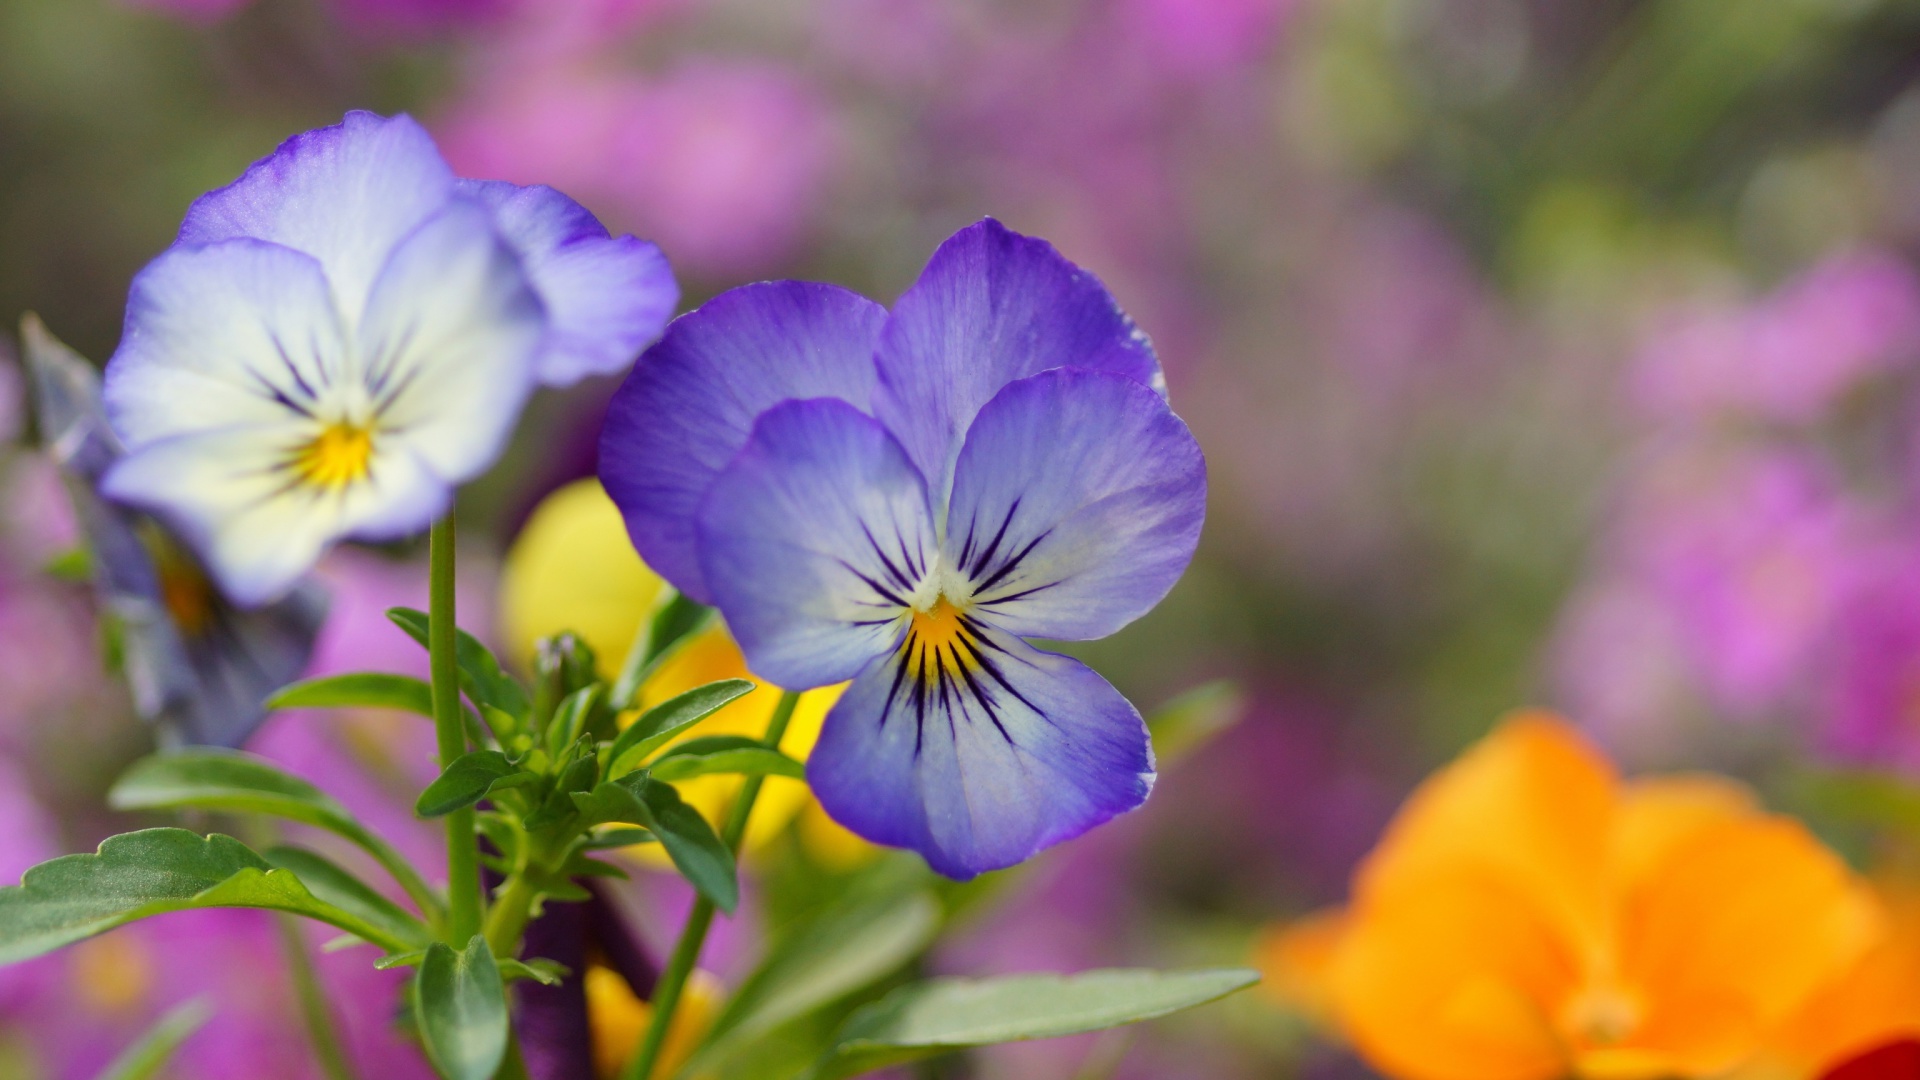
600, 218, 1206, 877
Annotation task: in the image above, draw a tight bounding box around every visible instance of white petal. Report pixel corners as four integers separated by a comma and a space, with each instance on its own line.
103, 240, 350, 449
357, 196, 544, 485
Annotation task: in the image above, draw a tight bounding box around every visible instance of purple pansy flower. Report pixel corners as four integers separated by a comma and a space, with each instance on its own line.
100, 111, 677, 605
600, 219, 1206, 878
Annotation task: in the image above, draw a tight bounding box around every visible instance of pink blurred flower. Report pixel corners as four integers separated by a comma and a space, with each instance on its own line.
1118, 0, 1299, 75
1632, 248, 1920, 424
1550, 575, 1698, 760
1817, 544, 1920, 773
440, 62, 841, 278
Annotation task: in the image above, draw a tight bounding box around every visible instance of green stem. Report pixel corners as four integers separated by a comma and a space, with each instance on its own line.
430, 516, 484, 944
275, 913, 359, 1080
620, 688, 801, 1080
483, 869, 540, 958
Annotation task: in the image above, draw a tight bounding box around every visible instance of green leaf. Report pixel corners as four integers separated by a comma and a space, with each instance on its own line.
1145, 681, 1245, 768
809, 968, 1261, 1079
525, 752, 600, 830
415, 751, 522, 818
607, 679, 756, 778
648, 746, 806, 783
42, 546, 93, 582
260, 845, 430, 949
0, 829, 420, 962
545, 685, 602, 760
267, 673, 435, 717
93, 997, 214, 1080
415, 936, 508, 1080
388, 607, 531, 721
694, 891, 941, 1072
617, 775, 738, 913
584, 826, 654, 849
610, 591, 716, 710
499, 957, 569, 986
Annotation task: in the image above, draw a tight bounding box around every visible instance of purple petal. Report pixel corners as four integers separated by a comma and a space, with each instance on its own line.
600, 281, 888, 602
458, 179, 679, 386
872, 219, 1163, 504
808, 623, 1154, 879
944, 370, 1205, 641
178, 111, 457, 325
695, 397, 935, 689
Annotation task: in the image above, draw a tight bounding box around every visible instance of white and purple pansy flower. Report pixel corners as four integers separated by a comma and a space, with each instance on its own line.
599, 219, 1207, 878
100, 110, 678, 606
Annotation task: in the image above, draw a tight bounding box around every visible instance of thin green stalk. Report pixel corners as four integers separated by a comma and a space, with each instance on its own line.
621, 688, 801, 1080
275, 913, 359, 1080
483, 869, 540, 958
430, 516, 484, 944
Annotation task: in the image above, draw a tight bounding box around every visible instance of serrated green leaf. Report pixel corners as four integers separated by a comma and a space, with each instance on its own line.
416, 751, 522, 818
525, 753, 600, 830
1145, 681, 1245, 767
416, 936, 508, 1080
0, 829, 419, 962
694, 891, 941, 1073
616, 775, 738, 913
261, 846, 430, 949
106, 749, 440, 917
388, 607, 530, 721
266, 673, 435, 717
809, 968, 1260, 1079
648, 746, 806, 783
92, 997, 213, 1080
607, 679, 756, 778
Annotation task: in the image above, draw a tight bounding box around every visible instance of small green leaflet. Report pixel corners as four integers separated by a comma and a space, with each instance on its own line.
415, 751, 523, 818
609, 590, 715, 711
0, 829, 420, 963
388, 607, 530, 720
266, 672, 435, 717
574, 776, 738, 912
808, 967, 1261, 1079
606, 679, 756, 777
648, 746, 805, 782
415, 936, 509, 1080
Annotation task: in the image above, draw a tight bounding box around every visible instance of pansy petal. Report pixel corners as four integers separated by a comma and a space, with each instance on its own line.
944, 369, 1205, 641
357, 195, 544, 485
873, 218, 1162, 502
102, 425, 447, 605
808, 625, 1153, 879
602, 281, 888, 602
177, 111, 455, 324
23, 314, 122, 481
695, 398, 935, 688
103, 238, 350, 449
459, 179, 678, 386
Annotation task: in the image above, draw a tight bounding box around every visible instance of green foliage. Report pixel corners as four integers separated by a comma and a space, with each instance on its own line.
595, 775, 740, 913
106, 748, 441, 918
807, 968, 1262, 1079
414, 936, 508, 1080
691, 889, 942, 1074
389, 607, 531, 722
415, 750, 525, 818
607, 679, 757, 777
0, 829, 421, 962
610, 590, 715, 710
266, 672, 436, 717
260, 845, 431, 951
92, 998, 213, 1080
649, 743, 806, 782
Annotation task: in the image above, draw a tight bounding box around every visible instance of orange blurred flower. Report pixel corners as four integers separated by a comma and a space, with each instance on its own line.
1257, 712, 1883, 1080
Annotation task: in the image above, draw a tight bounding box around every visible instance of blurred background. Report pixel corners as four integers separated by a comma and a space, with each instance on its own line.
5, 0, 1920, 1076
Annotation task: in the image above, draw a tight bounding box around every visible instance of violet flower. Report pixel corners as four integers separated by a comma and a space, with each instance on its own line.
99, 111, 675, 605
600, 219, 1206, 878
24, 316, 326, 748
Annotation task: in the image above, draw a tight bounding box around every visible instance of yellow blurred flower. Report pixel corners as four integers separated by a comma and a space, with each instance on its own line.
1257, 712, 1882, 1080
586, 964, 723, 1080
500, 479, 872, 863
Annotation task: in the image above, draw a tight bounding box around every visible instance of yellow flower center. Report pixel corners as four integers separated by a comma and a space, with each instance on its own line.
292, 422, 375, 489
909, 597, 972, 660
